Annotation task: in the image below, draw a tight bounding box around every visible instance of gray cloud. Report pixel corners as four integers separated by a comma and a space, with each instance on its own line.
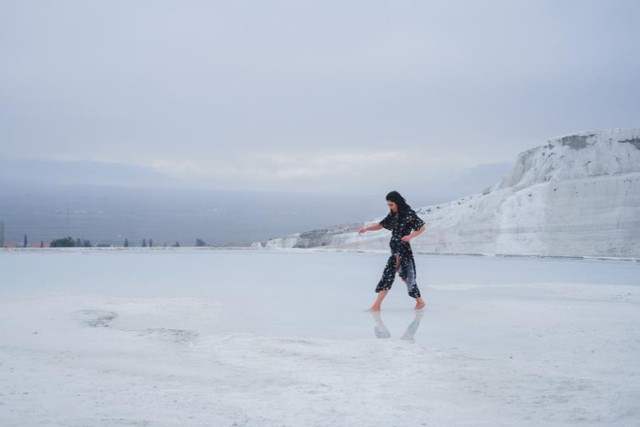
1, 0, 638, 194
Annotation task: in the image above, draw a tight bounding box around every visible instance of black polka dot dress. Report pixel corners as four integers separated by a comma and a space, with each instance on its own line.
375, 209, 425, 298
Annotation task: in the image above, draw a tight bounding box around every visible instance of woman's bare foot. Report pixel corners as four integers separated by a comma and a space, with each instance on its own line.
367, 290, 388, 312
414, 298, 425, 310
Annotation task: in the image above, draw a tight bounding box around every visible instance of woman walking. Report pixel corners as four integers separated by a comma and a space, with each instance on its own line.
358, 191, 426, 312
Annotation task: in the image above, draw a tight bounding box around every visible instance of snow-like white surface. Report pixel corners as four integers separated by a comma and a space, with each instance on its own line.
1, 248, 639, 426
493, 128, 640, 191
260, 128, 640, 258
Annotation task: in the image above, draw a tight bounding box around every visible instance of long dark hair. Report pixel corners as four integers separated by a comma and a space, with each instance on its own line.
386, 191, 412, 214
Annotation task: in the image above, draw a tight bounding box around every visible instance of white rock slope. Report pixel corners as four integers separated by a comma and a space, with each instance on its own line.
259, 129, 640, 258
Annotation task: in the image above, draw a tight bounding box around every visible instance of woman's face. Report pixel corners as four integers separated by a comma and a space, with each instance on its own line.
387, 200, 398, 212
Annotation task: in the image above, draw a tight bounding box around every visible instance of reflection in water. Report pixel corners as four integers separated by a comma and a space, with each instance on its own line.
371, 311, 391, 339
400, 311, 424, 342
369, 311, 424, 342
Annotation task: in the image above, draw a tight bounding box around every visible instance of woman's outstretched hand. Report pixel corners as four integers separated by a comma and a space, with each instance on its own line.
359, 223, 382, 235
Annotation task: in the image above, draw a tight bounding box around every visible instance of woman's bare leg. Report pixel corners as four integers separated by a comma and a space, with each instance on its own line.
369, 290, 389, 312
399, 259, 425, 310
400, 276, 425, 310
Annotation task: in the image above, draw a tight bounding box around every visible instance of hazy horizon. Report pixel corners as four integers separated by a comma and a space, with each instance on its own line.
0, 157, 510, 246
2, 1, 639, 246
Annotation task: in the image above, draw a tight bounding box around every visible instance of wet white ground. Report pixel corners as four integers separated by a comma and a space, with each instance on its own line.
1, 249, 639, 426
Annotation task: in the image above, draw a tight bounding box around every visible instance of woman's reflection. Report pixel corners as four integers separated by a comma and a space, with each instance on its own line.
369, 311, 424, 342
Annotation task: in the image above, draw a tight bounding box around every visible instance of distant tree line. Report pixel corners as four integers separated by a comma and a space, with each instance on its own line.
120, 238, 208, 247
39, 236, 210, 248
50, 236, 92, 247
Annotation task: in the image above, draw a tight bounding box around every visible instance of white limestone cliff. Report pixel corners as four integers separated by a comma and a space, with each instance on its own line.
257, 129, 640, 258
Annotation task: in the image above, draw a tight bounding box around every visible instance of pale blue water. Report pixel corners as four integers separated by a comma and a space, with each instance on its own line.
0, 185, 404, 246
1, 249, 638, 342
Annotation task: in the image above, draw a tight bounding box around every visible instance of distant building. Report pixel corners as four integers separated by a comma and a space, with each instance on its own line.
0, 221, 4, 247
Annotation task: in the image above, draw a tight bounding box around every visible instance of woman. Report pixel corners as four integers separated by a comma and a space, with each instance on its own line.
358, 191, 426, 312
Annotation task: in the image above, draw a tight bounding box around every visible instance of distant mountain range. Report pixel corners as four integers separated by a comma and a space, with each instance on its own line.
258, 128, 640, 258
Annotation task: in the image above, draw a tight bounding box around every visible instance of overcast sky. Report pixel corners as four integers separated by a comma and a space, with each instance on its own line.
1, 0, 639, 195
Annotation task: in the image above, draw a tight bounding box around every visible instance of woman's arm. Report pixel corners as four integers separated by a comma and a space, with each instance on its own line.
401, 225, 425, 242
358, 223, 383, 235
